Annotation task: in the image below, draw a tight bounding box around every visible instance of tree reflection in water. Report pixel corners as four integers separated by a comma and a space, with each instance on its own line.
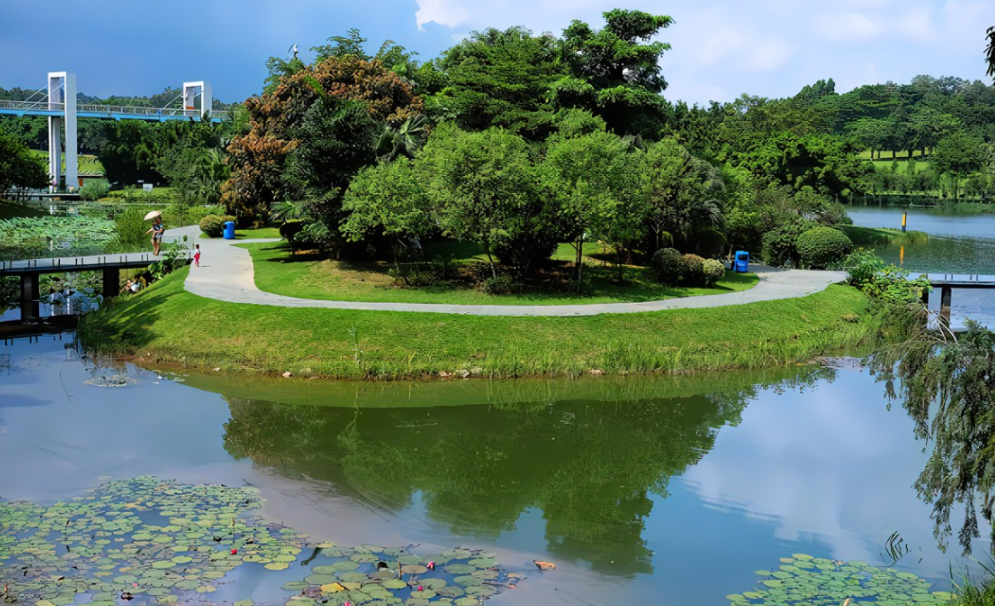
221, 368, 834, 576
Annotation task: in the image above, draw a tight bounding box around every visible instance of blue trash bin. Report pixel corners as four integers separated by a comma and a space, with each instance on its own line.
734, 250, 749, 273
223, 221, 236, 240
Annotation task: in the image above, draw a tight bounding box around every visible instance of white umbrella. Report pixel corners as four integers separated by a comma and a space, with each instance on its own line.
144, 210, 162, 221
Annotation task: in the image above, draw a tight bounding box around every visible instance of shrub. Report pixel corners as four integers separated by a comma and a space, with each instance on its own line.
702, 259, 726, 287
199, 214, 235, 238
762, 223, 809, 267
199, 215, 224, 237
796, 227, 854, 269
107, 207, 152, 252
651, 248, 682, 285
694, 228, 728, 259
678, 254, 706, 287
79, 181, 110, 201
843, 249, 885, 287
483, 275, 514, 295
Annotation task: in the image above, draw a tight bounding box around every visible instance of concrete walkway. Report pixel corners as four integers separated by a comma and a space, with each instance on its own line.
168, 225, 847, 317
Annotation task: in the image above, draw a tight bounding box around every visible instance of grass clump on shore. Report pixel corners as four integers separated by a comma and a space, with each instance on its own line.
243, 241, 758, 306
838, 225, 929, 247
81, 267, 881, 380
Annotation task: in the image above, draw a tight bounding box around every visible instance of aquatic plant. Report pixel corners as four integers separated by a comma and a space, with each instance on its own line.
0, 476, 514, 606
0, 215, 115, 259
726, 554, 955, 606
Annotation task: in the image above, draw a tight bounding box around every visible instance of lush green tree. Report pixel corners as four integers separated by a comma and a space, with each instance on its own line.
433, 27, 563, 138
931, 132, 985, 198
0, 126, 49, 193
341, 157, 432, 269
553, 9, 673, 137
542, 131, 648, 285
986, 27, 995, 82
641, 138, 724, 252
222, 54, 423, 223
312, 28, 371, 62
375, 113, 428, 162
418, 125, 541, 278
97, 121, 160, 185
731, 132, 873, 196
870, 321, 995, 556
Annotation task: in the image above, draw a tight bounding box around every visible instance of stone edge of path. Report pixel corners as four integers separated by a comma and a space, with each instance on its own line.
169, 225, 848, 317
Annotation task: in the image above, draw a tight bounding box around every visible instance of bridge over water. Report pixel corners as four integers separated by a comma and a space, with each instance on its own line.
1, 250, 192, 321
0, 72, 229, 191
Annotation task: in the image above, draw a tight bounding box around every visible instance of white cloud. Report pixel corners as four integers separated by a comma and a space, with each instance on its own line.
816, 12, 878, 42
697, 31, 747, 67
894, 7, 936, 41
740, 37, 794, 72
406, 0, 993, 105
414, 0, 468, 30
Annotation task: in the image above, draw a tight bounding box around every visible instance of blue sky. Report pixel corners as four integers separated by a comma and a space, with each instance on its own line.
1, 0, 992, 106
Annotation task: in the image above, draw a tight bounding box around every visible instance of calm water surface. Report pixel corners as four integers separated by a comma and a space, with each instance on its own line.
847, 206, 995, 327
0, 336, 987, 605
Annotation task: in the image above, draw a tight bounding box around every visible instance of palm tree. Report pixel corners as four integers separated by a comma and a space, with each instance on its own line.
375, 114, 428, 161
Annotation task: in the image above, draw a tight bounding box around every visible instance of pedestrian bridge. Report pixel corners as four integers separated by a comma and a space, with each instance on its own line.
0, 99, 229, 122
1, 251, 192, 321
5, 71, 227, 191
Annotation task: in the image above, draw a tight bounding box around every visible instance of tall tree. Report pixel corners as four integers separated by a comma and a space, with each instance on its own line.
0, 126, 48, 193
417, 125, 540, 278
553, 9, 674, 137
341, 157, 432, 269
433, 27, 564, 138
222, 54, 423, 222
542, 131, 648, 286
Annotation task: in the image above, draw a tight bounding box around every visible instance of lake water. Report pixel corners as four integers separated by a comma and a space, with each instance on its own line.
3, 210, 995, 606
0, 337, 987, 606
847, 206, 995, 328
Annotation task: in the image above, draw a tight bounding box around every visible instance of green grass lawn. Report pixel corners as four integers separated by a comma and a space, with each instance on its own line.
199, 227, 281, 240
870, 159, 931, 174
240, 241, 759, 306
29, 149, 104, 174
838, 225, 929, 247
83, 266, 877, 379
860, 149, 928, 160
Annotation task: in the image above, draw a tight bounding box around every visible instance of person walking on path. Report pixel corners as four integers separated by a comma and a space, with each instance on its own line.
193, 243, 201, 267
146, 216, 165, 255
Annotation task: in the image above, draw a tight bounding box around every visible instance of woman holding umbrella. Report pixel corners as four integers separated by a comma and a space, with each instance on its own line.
144, 210, 164, 255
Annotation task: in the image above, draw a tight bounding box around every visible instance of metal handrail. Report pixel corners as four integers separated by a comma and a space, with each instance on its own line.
0, 251, 192, 273
0, 99, 230, 120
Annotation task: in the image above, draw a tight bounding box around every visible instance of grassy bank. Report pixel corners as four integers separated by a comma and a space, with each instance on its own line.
81, 266, 881, 379
243, 241, 759, 305
838, 225, 929, 247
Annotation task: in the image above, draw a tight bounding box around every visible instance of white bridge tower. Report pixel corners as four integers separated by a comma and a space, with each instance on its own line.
48, 71, 77, 191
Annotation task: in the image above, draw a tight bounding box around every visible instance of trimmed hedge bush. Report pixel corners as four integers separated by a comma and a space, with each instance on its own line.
199, 214, 236, 238
695, 228, 728, 259
797, 227, 853, 269
762, 223, 809, 267
678, 254, 706, 286
702, 259, 726, 287
651, 248, 682, 285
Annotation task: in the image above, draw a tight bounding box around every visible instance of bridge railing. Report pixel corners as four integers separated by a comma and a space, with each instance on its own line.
0, 99, 230, 120
0, 251, 192, 274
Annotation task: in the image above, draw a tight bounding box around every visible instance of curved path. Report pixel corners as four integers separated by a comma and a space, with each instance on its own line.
167, 225, 847, 317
